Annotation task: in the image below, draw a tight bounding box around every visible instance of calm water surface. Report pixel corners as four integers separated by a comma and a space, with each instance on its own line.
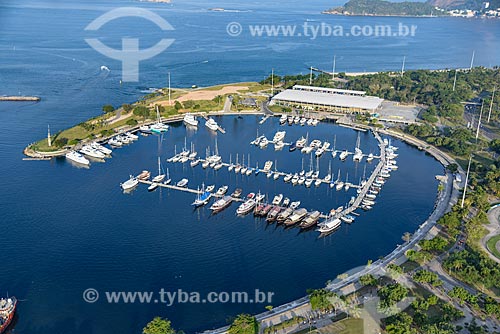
0, 0, 494, 332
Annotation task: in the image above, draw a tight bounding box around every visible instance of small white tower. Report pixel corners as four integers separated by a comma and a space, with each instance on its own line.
47, 125, 52, 147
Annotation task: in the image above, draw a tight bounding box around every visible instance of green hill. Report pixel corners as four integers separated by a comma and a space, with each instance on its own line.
324, 0, 448, 16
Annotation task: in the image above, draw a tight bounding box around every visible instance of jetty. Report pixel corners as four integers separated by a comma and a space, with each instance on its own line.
0, 96, 40, 102
137, 180, 244, 201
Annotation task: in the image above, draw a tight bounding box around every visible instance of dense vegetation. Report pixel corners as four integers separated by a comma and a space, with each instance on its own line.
325, 0, 445, 16
228, 314, 259, 334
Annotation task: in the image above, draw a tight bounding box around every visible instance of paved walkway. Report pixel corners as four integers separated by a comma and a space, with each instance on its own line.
482, 206, 500, 264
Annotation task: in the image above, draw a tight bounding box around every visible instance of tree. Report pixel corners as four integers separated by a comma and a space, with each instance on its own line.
308, 289, 335, 310
133, 106, 151, 119
378, 283, 408, 308
102, 104, 115, 113
402, 232, 412, 243
228, 314, 259, 334
413, 270, 442, 286
122, 104, 133, 113
143, 317, 176, 334
174, 101, 182, 111
359, 274, 377, 286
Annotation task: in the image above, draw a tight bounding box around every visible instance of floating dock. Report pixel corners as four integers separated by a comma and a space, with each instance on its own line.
0, 96, 40, 101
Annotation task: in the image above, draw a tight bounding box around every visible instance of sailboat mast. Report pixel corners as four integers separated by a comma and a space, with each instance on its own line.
332, 55, 336, 80
168, 72, 172, 106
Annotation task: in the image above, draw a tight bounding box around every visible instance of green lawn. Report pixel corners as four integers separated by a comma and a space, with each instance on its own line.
486, 234, 500, 260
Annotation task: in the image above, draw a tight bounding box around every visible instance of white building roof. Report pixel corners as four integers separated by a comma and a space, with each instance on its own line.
293, 85, 366, 96
272, 89, 383, 110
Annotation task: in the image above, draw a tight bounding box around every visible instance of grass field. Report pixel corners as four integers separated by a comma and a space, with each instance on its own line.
486, 234, 500, 260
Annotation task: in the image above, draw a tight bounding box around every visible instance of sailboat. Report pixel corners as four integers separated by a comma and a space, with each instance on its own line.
273, 161, 280, 180
228, 154, 234, 172
353, 132, 363, 162
324, 161, 332, 183
150, 106, 169, 133
335, 170, 344, 191
152, 157, 166, 183
331, 135, 337, 158
192, 184, 212, 207
164, 168, 171, 185
245, 154, 253, 176
240, 155, 247, 174
344, 172, 350, 191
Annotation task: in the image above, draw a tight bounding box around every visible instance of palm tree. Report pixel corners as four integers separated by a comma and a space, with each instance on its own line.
402, 232, 412, 243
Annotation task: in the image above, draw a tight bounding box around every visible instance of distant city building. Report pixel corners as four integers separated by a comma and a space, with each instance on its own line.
270, 85, 384, 113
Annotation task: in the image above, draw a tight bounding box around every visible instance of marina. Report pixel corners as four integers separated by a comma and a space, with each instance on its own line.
115, 115, 398, 234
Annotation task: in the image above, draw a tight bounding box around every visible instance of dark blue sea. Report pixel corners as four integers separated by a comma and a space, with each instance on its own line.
0, 0, 498, 332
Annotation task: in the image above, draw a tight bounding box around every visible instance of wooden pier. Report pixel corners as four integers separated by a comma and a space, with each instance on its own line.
137, 180, 244, 201
335, 131, 386, 218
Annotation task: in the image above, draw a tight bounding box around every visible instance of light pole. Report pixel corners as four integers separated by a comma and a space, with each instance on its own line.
461, 155, 472, 209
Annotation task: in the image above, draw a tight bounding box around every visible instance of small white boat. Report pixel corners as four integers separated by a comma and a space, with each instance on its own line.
259, 137, 269, 148
284, 174, 293, 182
274, 141, 285, 150
263, 161, 273, 172
66, 151, 90, 165
215, 186, 228, 196
205, 117, 219, 131
108, 138, 122, 147
206, 185, 215, 193
367, 153, 374, 162
202, 160, 210, 169
176, 178, 189, 187
183, 113, 199, 127
272, 194, 283, 205
152, 157, 166, 183
90, 142, 112, 155
80, 145, 105, 159
121, 176, 138, 191
190, 159, 200, 167
314, 179, 322, 187
339, 150, 349, 161
148, 183, 159, 192
126, 132, 139, 140
305, 179, 313, 187
273, 131, 286, 143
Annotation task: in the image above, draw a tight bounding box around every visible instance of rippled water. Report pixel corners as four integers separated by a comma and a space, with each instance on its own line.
0, 0, 493, 332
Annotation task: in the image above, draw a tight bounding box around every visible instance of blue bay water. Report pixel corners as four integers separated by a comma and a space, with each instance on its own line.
0, 0, 497, 332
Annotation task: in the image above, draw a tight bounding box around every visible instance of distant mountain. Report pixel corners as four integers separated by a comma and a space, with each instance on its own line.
324, 0, 447, 16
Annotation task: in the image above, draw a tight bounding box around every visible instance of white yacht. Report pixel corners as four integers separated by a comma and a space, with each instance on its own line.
339, 150, 349, 161
263, 160, 273, 172
80, 145, 105, 159
90, 142, 112, 155
66, 151, 90, 165
183, 113, 199, 127
318, 217, 342, 233
108, 138, 122, 147
125, 132, 139, 140
205, 117, 219, 131
367, 153, 374, 162
259, 137, 269, 148
120, 176, 139, 191
273, 131, 286, 143
272, 194, 284, 205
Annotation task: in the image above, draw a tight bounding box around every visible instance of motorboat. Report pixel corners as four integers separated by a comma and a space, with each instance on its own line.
215, 186, 228, 196
339, 150, 349, 161
206, 185, 215, 192
139, 125, 152, 134
300, 117, 307, 126
125, 132, 139, 140
277, 208, 293, 223
66, 151, 90, 165
289, 201, 301, 210
263, 161, 273, 172
108, 138, 122, 147
183, 113, 199, 127
282, 198, 290, 207
237, 198, 256, 215
80, 145, 105, 159
272, 194, 283, 206
231, 188, 243, 198
366, 153, 374, 162
317, 217, 342, 233
274, 141, 285, 150
279, 114, 287, 124
210, 196, 233, 212
310, 140, 322, 148
259, 137, 269, 148
296, 136, 307, 148
90, 142, 112, 155
284, 208, 308, 226
289, 142, 296, 152
176, 178, 189, 187
266, 206, 282, 222
136, 170, 151, 180
299, 211, 321, 229
205, 117, 219, 131
120, 176, 138, 191
273, 131, 286, 143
